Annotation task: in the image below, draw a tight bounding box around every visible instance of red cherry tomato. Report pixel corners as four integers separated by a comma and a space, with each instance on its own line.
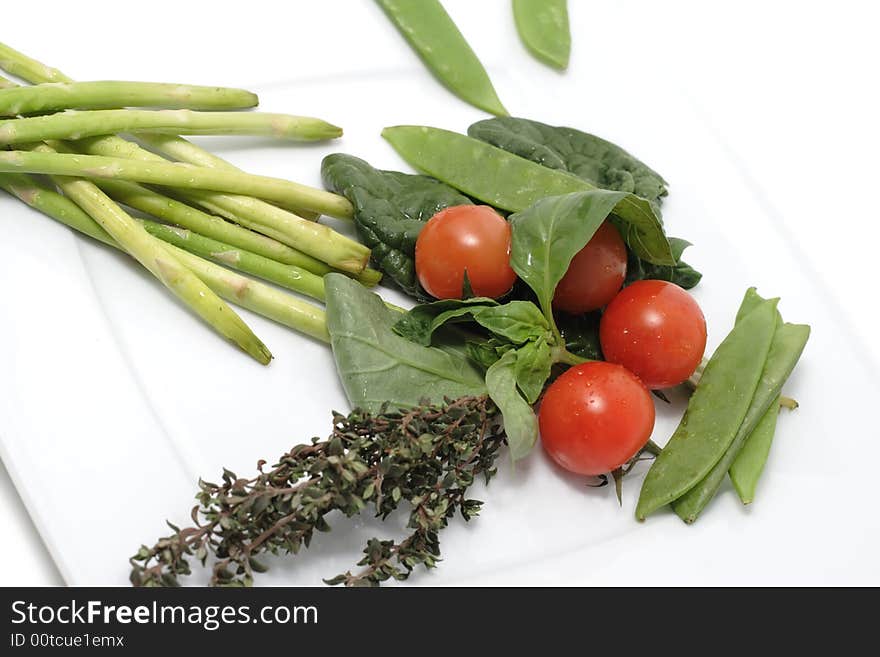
539, 361, 655, 476
553, 222, 628, 313
599, 280, 707, 389
415, 205, 517, 299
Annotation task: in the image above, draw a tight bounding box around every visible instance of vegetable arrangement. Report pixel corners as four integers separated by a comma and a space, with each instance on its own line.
2, 11, 810, 588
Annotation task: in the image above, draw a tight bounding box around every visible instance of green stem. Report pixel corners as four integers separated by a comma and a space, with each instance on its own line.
137, 132, 323, 219
140, 220, 325, 301
552, 346, 590, 367
0, 109, 342, 145
0, 147, 359, 246
21, 142, 272, 364
0, 80, 258, 116
0, 171, 329, 343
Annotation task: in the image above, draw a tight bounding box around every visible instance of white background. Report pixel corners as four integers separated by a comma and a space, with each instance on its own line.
1, 0, 878, 585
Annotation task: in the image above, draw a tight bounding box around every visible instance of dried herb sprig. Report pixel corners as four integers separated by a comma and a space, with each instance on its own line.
130, 396, 503, 587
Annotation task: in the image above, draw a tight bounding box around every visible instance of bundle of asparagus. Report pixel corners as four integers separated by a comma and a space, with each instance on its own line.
0, 43, 379, 364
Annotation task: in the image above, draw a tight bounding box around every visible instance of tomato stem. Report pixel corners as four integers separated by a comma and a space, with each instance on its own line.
552, 346, 592, 367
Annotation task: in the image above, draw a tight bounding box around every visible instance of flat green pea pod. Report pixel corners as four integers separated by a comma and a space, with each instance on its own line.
671, 317, 810, 523
729, 398, 781, 505
376, 0, 508, 116
635, 298, 779, 521
513, 0, 571, 70
382, 125, 674, 266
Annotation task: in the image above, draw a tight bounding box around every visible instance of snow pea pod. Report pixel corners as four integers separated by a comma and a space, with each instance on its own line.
376, 0, 508, 116
513, 0, 571, 70
381, 125, 674, 265
635, 298, 779, 520
729, 398, 781, 505
671, 318, 810, 523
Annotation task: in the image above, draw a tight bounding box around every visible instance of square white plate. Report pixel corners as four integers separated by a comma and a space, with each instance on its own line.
2, 29, 878, 586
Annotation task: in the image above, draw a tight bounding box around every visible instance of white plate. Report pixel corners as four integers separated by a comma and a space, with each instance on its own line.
2, 10, 879, 586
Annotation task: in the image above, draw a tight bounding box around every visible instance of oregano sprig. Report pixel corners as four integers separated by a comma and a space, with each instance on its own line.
130, 396, 503, 587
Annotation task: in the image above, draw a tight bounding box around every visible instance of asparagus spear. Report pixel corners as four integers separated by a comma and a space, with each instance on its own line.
20, 141, 273, 364
0, 147, 355, 223
0, 171, 329, 342
0, 109, 343, 145
137, 132, 320, 219
139, 220, 326, 301
0, 81, 258, 116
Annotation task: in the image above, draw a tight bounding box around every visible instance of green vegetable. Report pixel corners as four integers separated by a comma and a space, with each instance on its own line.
375, 0, 508, 116
0, 148, 356, 229
0, 171, 330, 343
626, 237, 702, 290
635, 298, 779, 520
471, 301, 550, 344
97, 179, 335, 278
0, 109, 342, 146
468, 116, 667, 204
393, 297, 499, 345
508, 190, 625, 334
324, 274, 487, 412
485, 350, 539, 460
0, 80, 258, 116
729, 398, 781, 505
18, 141, 273, 364
557, 311, 603, 361
140, 221, 326, 302
512, 336, 552, 403
512, 0, 571, 70
382, 125, 674, 265
321, 153, 471, 295
672, 316, 809, 523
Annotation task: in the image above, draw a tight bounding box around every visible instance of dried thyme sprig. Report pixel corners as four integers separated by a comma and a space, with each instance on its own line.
130, 396, 503, 587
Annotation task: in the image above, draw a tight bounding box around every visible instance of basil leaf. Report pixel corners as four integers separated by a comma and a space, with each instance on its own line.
466, 338, 514, 370
393, 297, 498, 345
471, 301, 549, 344
513, 337, 553, 403
557, 311, 603, 361
626, 237, 702, 290
485, 350, 539, 460
469, 117, 668, 205
324, 274, 486, 411
321, 153, 471, 296
509, 190, 625, 318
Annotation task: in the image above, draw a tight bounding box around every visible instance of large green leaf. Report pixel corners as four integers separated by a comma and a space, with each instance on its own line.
469, 117, 667, 204
508, 190, 625, 318
324, 274, 486, 411
321, 153, 471, 296
485, 350, 539, 460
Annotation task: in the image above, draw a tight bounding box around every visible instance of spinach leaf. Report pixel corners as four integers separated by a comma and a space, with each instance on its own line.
485, 350, 539, 460
557, 311, 603, 361
324, 274, 487, 411
513, 337, 553, 404
469, 117, 668, 205
321, 153, 472, 296
508, 190, 624, 321
626, 237, 702, 290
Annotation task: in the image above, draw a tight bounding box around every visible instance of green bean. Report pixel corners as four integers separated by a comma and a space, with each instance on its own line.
671, 317, 810, 523
382, 125, 674, 265
376, 0, 508, 116
635, 298, 779, 520
729, 398, 781, 505
512, 0, 571, 70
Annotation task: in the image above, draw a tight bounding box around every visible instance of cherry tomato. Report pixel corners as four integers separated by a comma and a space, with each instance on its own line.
539, 361, 655, 476
415, 205, 517, 299
553, 221, 628, 313
599, 280, 707, 389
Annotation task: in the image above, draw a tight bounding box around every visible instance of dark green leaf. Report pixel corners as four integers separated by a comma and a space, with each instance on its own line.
393, 297, 498, 346
485, 351, 538, 460
469, 117, 668, 204
509, 190, 624, 318
321, 153, 471, 296
324, 274, 487, 411
626, 237, 702, 290
557, 310, 603, 361
466, 338, 514, 369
